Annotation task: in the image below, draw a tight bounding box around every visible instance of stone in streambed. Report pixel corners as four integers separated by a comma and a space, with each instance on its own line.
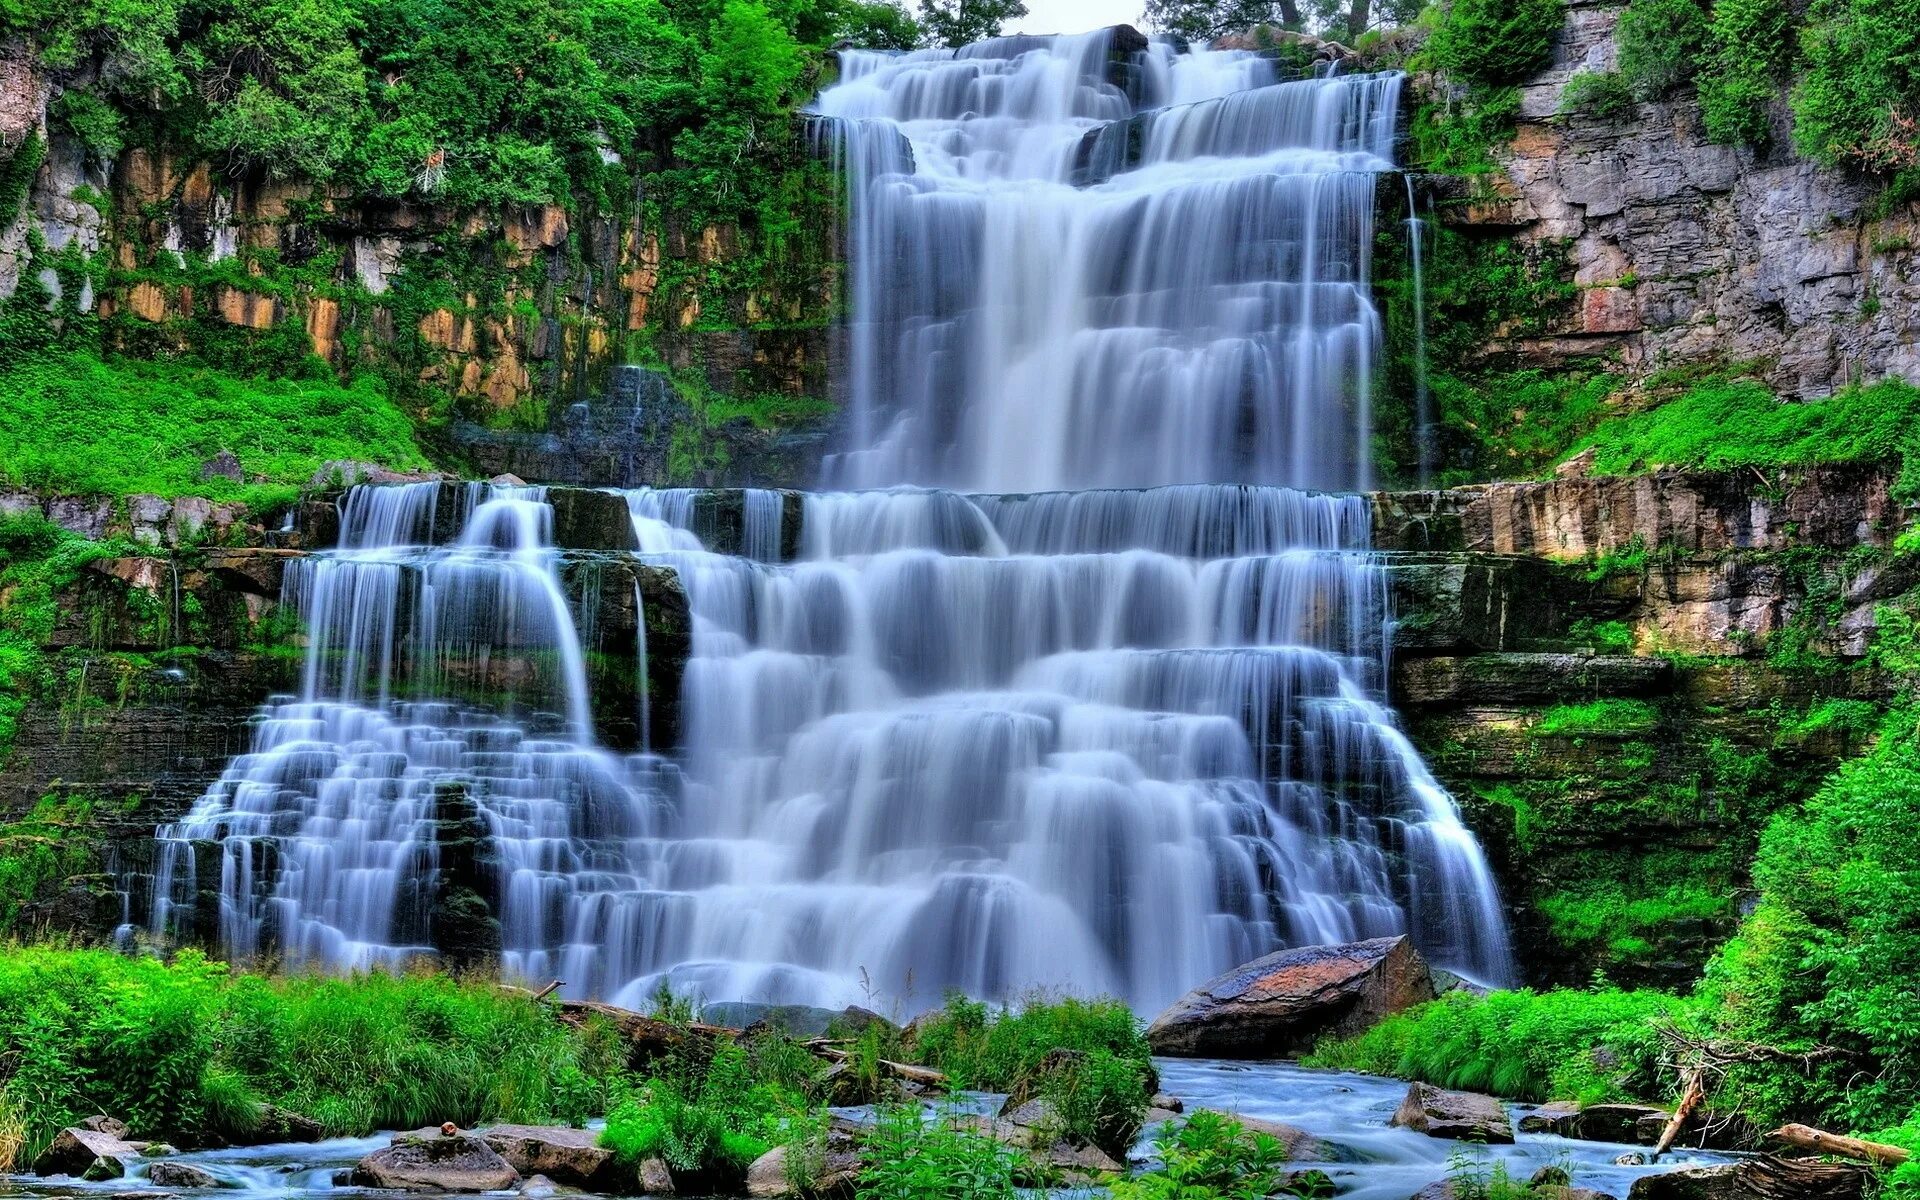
35, 1125, 146, 1178
637, 1155, 675, 1194
146, 1162, 222, 1188
1147, 936, 1434, 1057
481, 1125, 624, 1191
351, 1129, 519, 1192
1626, 1167, 1737, 1199
1210, 1113, 1347, 1161
1391, 1082, 1514, 1144
744, 1143, 860, 1198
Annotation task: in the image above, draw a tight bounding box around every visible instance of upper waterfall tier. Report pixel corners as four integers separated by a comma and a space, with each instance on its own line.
812, 32, 1402, 494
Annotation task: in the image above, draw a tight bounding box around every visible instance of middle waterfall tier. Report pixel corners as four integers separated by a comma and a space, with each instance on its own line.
138, 481, 1512, 1010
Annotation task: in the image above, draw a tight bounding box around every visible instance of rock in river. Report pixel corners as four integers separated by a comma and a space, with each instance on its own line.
352, 1129, 520, 1192
35, 1125, 146, 1179
481, 1125, 624, 1191
1391, 1082, 1515, 1144
146, 1162, 222, 1188
1147, 936, 1434, 1057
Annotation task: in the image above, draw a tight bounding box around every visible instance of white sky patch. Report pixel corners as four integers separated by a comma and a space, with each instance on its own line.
1007, 0, 1155, 37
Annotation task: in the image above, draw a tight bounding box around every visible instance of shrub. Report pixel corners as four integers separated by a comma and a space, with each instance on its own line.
908, 994, 1151, 1094
1424, 0, 1565, 88
1303, 987, 1696, 1103
855, 1106, 1018, 1200
1559, 70, 1637, 119
1793, 0, 1920, 173
1698, 0, 1794, 145
1532, 698, 1660, 738
600, 1040, 807, 1187
1616, 0, 1711, 99
1110, 1110, 1327, 1200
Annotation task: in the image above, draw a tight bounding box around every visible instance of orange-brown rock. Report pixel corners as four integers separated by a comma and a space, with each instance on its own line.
217, 286, 276, 329
127, 281, 168, 322
306, 297, 341, 361
1146, 936, 1434, 1058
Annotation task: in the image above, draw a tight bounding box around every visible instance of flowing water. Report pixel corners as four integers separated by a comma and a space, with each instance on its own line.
138, 31, 1516, 1010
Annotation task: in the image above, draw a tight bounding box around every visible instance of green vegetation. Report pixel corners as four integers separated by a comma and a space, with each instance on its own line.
1558, 70, 1636, 120
1567, 375, 1920, 485
1538, 877, 1729, 963
1423, 0, 1563, 88
0, 350, 428, 508
1616, 0, 1710, 98
1699, 0, 1794, 145
1304, 987, 1693, 1104
600, 1040, 804, 1187
907, 993, 1152, 1155
1110, 1111, 1329, 1200
1531, 698, 1660, 738
0, 949, 624, 1168
855, 1107, 1019, 1200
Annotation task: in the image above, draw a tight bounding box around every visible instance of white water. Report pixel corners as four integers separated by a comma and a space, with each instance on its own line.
137, 30, 1515, 1011
816, 33, 1398, 493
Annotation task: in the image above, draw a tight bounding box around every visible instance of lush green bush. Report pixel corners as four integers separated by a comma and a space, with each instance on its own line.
1568, 376, 1920, 483
1702, 708, 1920, 1129
1792, 0, 1920, 175
855, 1106, 1018, 1200
0, 350, 427, 508
1559, 70, 1636, 119
1616, 0, 1710, 98
1699, 0, 1794, 144
0, 949, 624, 1167
1110, 1110, 1326, 1200
1538, 878, 1730, 963
599, 1041, 802, 1186
1424, 0, 1564, 88
1303, 987, 1695, 1103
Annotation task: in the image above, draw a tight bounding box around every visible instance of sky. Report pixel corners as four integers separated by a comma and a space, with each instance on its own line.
1006, 0, 1152, 38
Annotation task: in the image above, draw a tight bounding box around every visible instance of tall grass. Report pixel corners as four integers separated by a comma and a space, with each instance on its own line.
0, 948, 624, 1166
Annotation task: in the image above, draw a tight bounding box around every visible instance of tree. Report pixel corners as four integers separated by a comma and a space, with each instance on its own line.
827, 0, 923, 47
1140, 0, 1420, 42
918, 0, 1025, 46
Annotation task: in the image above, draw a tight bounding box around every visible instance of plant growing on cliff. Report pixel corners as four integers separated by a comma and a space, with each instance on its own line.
1698, 0, 1795, 145
1616, 0, 1710, 99
1559, 70, 1636, 120
1792, 0, 1920, 179
1424, 0, 1563, 88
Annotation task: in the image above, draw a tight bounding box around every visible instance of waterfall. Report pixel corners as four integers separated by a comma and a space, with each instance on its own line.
138, 29, 1515, 1009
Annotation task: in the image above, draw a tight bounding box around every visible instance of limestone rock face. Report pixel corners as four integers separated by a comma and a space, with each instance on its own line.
352, 1130, 519, 1193
1147, 936, 1434, 1058
1391, 1082, 1516, 1145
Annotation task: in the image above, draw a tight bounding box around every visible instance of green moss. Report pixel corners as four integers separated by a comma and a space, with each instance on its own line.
1533, 698, 1661, 738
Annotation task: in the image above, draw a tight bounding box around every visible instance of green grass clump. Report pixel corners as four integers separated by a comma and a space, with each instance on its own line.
1110, 1110, 1320, 1200
1304, 987, 1694, 1104
0, 351, 428, 508
1538, 879, 1731, 962
1532, 698, 1660, 738
0, 949, 624, 1168
1559, 70, 1636, 119
1568, 376, 1920, 481
599, 1041, 801, 1188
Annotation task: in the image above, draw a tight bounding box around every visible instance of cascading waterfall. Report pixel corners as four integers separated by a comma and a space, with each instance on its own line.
139, 29, 1515, 1009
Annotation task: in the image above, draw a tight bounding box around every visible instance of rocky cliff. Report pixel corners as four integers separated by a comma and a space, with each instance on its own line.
1437, 0, 1920, 400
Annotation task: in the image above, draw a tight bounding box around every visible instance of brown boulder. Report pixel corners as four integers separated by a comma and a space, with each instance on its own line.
146, 1162, 220, 1188
481, 1125, 623, 1192
1147, 936, 1434, 1057
352, 1130, 519, 1192
744, 1144, 859, 1198
1391, 1082, 1514, 1144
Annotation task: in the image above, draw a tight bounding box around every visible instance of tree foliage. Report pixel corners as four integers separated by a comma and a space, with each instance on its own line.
1616, 0, 1710, 99
917, 0, 1025, 46
1698, 0, 1793, 144
1424, 0, 1563, 88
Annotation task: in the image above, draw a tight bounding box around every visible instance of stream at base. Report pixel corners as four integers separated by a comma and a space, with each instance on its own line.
0, 1062, 1735, 1199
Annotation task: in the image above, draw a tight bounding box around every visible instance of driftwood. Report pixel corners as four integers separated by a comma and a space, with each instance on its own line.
1650, 1068, 1706, 1160
1735, 1154, 1874, 1200
1767, 1124, 1913, 1168
813, 1046, 949, 1087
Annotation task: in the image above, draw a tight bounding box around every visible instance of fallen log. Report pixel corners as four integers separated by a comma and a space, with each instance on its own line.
814, 1047, 949, 1087
1650, 1068, 1705, 1160
1767, 1124, 1912, 1168
1736, 1154, 1874, 1200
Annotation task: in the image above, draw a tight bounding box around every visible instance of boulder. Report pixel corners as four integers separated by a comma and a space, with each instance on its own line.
35, 1126, 145, 1178
1627, 1167, 1737, 1199
146, 1162, 221, 1188
81, 1116, 133, 1138
199, 451, 244, 483
229, 1106, 325, 1146
1212, 1113, 1344, 1162
1391, 1082, 1515, 1144
1148, 936, 1434, 1057
351, 1130, 519, 1192
517, 1174, 557, 1199
637, 1157, 675, 1193
744, 1143, 859, 1198
1149, 1092, 1184, 1113
1574, 1104, 1669, 1143
1521, 1101, 1584, 1134
481, 1125, 624, 1192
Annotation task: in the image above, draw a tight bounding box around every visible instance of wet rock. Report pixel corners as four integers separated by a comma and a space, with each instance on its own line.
143, 1145, 179, 1158
1216, 1113, 1346, 1161
81, 1116, 133, 1138
147, 1162, 221, 1188
481, 1125, 623, 1192
1521, 1101, 1583, 1134
1148, 935, 1434, 1057
1522, 1101, 1669, 1143
36, 1126, 145, 1178
708, 1002, 896, 1040
1626, 1166, 1735, 1198
1149, 1092, 1184, 1113
637, 1156, 675, 1194
547, 487, 640, 552
1391, 1082, 1515, 1144
1034, 1140, 1123, 1182
234, 1106, 325, 1146
351, 1129, 519, 1192
517, 1174, 557, 1199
